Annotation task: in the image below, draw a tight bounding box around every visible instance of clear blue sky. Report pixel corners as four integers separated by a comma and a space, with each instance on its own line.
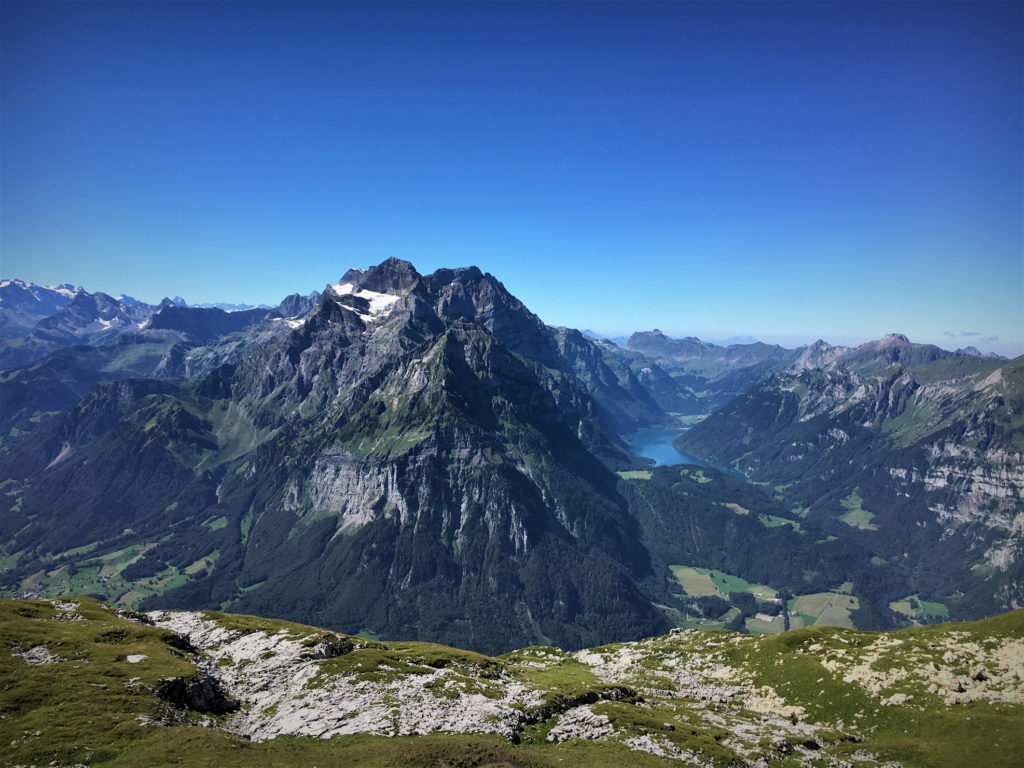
2, 1, 1021, 355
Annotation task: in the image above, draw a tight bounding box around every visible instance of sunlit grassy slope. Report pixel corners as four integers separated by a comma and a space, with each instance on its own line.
2, 597, 1022, 767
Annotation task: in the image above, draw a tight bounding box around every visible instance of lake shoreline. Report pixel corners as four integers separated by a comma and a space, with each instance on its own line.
628, 427, 746, 480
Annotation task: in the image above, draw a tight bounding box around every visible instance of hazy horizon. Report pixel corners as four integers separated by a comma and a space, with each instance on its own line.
4, 267, 1017, 358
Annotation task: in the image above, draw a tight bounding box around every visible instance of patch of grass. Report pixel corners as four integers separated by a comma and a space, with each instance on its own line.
511, 655, 600, 700
745, 615, 786, 634
669, 566, 720, 597
788, 592, 860, 628
669, 565, 778, 601
705, 568, 762, 598
891, 598, 915, 617
184, 551, 220, 576
0, 548, 23, 571
758, 513, 802, 532
61, 541, 100, 558
616, 470, 652, 480
199, 610, 321, 639
890, 595, 950, 621
917, 598, 950, 620
591, 699, 736, 762
306, 638, 500, 690
731, 614, 1024, 768
240, 504, 256, 542
839, 489, 878, 530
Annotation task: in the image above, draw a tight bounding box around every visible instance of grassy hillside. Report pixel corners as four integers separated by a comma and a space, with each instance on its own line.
2, 597, 1022, 767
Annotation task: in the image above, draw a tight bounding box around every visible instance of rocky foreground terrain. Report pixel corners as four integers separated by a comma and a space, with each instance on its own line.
2, 597, 1023, 767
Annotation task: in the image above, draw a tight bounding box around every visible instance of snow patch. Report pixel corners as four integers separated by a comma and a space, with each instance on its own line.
45, 442, 71, 470
330, 282, 401, 323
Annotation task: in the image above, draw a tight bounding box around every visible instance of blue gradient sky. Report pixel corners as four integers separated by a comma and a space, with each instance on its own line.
2, 1, 1021, 354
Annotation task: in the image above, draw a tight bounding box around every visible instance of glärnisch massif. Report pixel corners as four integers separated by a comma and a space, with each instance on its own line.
1, 259, 1021, 655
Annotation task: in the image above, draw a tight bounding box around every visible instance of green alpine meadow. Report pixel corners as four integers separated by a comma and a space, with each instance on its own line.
2, 596, 1022, 767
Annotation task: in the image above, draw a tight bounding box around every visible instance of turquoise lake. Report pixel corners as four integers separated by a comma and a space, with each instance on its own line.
627, 428, 711, 467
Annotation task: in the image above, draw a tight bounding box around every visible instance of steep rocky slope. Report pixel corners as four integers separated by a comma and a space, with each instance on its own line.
0, 260, 677, 654
2, 597, 1023, 767
678, 354, 1024, 622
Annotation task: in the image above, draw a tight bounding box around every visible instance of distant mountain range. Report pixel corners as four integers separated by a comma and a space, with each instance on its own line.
0, 261, 1020, 656
0, 279, 280, 370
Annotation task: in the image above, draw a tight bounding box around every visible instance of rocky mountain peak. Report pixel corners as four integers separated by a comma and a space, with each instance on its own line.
271, 291, 321, 321
627, 331, 713, 359
791, 339, 843, 372
877, 333, 911, 347
358, 257, 422, 295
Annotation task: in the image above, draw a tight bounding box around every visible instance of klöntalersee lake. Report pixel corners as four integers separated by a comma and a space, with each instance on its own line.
627, 428, 710, 467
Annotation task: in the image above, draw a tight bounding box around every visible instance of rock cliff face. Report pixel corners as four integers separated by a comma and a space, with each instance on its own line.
0, 260, 674, 654
145, 305, 271, 343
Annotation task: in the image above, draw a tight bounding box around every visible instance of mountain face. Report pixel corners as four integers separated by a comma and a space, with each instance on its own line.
0, 290, 324, 435
0, 259, 676, 654
790, 333, 973, 374
0, 282, 289, 371
145, 305, 272, 343
0, 279, 82, 339
0, 332, 185, 434
626, 330, 801, 414
0, 290, 159, 370
678, 354, 1024, 622
587, 339, 699, 415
